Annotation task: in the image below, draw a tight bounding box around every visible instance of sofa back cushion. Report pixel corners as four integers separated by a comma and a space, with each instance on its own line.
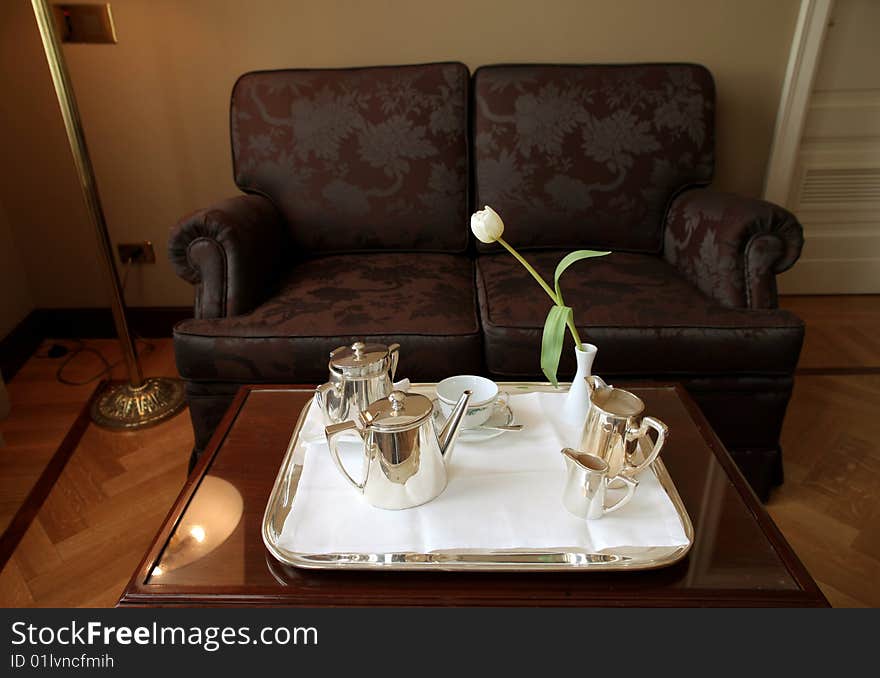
473, 64, 715, 253
231, 63, 470, 253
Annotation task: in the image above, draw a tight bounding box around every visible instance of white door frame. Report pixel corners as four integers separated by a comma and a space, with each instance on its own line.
763, 0, 834, 207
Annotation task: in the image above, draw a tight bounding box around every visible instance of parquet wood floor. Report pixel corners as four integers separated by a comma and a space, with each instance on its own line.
766, 373, 880, 607
781, 295, 880, 372
768, 296, 880, 607
0, 296, 878, 607
0, 339, 191, 606
0, 339, 181, 533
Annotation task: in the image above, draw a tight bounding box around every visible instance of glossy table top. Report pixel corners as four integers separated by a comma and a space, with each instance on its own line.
119, 384, 828, 607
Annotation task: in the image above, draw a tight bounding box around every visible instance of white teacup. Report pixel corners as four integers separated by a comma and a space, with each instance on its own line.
436, 375, 507, 429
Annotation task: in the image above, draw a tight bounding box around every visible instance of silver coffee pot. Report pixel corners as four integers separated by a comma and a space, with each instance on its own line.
579, 375, 667, 481
315, 341, 400, 424
324, 389, 472, 510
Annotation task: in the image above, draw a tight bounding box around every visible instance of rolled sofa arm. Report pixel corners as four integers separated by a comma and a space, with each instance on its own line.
663, 189, 804, 309
168, 194, 287, 319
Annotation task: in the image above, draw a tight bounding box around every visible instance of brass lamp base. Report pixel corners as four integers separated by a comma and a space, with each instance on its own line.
90, 377, 186, 430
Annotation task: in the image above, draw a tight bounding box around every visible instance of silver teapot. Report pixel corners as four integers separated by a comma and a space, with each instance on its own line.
315, 341, 400, 424
324, 389, 472, 510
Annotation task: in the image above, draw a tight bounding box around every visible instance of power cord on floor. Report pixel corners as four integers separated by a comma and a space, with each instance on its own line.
50, 337, 156, 386
40, 255, 156, 386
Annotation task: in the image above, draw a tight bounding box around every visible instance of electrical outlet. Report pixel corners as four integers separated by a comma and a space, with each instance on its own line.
117, 241, 156, 264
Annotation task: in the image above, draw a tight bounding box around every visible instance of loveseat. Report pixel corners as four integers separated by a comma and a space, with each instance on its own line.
168, 62, 804, 500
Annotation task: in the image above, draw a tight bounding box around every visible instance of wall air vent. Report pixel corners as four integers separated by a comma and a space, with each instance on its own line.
798, 167, 880, 206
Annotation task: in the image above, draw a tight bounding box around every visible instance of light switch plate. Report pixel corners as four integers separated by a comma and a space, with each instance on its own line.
53, 3, 117, 44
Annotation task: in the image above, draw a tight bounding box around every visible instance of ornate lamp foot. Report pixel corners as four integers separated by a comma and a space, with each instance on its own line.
90, 377, 186, 430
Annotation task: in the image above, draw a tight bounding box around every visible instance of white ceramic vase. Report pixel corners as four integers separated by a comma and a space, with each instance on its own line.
560, 343, 598, 447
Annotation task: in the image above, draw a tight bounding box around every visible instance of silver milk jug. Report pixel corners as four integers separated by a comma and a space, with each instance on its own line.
314, 341, 400, 424
561, 448, 638, 520
324, 389, 471, 510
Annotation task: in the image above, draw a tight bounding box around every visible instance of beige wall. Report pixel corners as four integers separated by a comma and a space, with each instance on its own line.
0, 0, 108, 309
814, 0, 880, 92
0, 197, 34, 339
0, 0, 801, 309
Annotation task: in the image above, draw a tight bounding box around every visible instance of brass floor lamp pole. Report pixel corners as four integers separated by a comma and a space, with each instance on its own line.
32, 0, 185, 429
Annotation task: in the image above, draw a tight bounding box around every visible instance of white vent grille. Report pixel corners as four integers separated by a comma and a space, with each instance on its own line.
799, 167, 880, 205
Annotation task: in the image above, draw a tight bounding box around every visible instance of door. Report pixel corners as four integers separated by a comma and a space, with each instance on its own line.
777, 0, 880, 294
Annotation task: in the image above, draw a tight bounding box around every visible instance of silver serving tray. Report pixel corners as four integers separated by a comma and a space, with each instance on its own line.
262, 383, 694, 571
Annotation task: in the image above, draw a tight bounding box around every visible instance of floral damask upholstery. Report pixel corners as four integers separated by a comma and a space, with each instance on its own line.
477, 251, 803, 379
169, 62, 805, 500
170, 63, 478, 461
174, 253, 481, 385
474, 64, 714, 253
469, 63, 803, 499
664, 189, 804, 309
475, 249, 804, 483
231, 63, 469, 254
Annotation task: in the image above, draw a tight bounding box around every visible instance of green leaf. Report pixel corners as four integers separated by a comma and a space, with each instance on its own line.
540, 305, 572, 387
553, 250, 611, 303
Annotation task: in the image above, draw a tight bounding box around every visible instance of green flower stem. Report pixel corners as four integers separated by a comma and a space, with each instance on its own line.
496, 237, 584, 350
566, 319, 584, 351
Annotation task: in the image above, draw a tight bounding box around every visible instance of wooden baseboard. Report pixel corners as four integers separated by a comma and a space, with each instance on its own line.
0, 306, 191, 381
38, 306, 192, 339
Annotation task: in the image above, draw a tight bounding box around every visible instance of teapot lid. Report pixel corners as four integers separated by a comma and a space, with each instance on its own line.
329, 341, 390, 375
360, 391, 432, 431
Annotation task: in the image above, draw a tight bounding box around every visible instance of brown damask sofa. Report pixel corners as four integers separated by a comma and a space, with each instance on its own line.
168, 62, 804, 500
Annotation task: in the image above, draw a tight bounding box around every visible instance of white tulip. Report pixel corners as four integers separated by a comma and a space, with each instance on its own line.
470, 206, 505, 243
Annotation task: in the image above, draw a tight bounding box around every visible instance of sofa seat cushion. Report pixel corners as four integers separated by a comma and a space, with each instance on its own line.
476, 251, 803, 378
174, 253, 482, 383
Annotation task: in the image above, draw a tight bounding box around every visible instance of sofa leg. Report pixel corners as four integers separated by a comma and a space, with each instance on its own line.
727, 447, 784, 502
772, 447, 785, 487
187, 446, 202, 475
181, 386, 237, 470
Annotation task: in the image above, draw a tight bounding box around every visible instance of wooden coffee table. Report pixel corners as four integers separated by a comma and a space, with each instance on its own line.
118, 384, 828, 607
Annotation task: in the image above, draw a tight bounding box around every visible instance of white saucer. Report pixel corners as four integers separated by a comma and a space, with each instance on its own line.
431, 399, 515, 442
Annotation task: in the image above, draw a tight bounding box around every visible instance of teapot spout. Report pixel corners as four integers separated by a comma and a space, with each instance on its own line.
437, 389, 472, 460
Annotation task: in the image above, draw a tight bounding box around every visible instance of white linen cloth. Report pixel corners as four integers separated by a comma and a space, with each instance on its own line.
278, 392, 689, 555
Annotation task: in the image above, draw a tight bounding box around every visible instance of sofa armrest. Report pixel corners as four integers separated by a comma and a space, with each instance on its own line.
168, 194, 287, 319
663, 189, 803, 309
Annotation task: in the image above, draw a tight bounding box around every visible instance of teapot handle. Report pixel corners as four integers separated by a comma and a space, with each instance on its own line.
315, 382, 340, 422
624, 416, 668, 477
325, 421, 366, 492
388, 343, 401, 381
603, 475, 638, 514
